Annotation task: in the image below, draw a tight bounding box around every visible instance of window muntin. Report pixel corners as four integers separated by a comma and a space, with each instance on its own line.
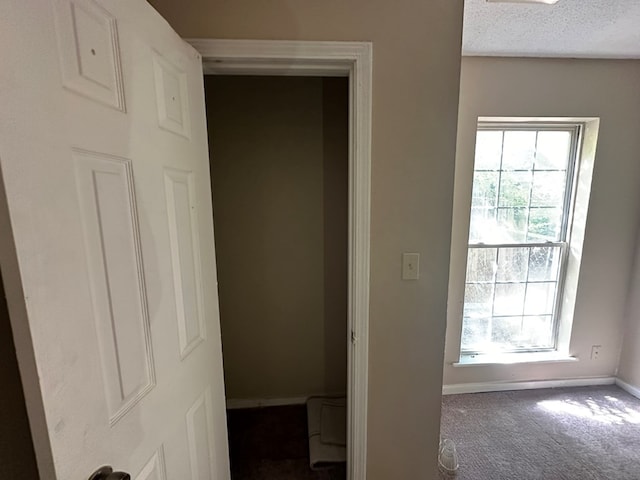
461, 124, 580, 354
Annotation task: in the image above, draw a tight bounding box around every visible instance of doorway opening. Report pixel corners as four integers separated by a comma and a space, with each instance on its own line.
205, 74, 349, 479
191, 38, 372, 480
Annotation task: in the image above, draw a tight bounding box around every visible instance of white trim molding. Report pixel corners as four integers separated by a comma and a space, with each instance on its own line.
226, 393, 347, 410
442, 376, 616, 395
226, 397, 309, 410
454, 352, 578, 367
615, 378, 640, 400
187, 39, 372, 480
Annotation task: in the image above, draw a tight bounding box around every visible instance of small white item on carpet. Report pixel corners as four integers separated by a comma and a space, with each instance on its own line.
438, 438, 459, 477
307, 396, 347, 470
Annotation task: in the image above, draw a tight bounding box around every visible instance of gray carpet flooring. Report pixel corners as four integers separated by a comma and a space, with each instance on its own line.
227, 405, 346, 480
440, 385, 640, 479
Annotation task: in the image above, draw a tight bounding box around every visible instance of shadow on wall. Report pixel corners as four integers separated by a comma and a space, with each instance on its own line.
205, 75, 349, 401
322, 77, 349, 394
0, 274, 38, 477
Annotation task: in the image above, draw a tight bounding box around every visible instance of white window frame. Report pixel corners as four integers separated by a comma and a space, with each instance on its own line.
461, 121, 584, 355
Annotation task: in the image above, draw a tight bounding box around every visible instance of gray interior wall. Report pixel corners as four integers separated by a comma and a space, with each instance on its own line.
445, 57, 640, 386
619, 226, 640, 389
0, 275, 38, 478
205, 76, 348, 400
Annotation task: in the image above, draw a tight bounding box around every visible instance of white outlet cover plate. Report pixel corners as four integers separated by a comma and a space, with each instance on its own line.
402, 253, 420, 280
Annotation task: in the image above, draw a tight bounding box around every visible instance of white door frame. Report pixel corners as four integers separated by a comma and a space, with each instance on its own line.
188, 39, 372, 480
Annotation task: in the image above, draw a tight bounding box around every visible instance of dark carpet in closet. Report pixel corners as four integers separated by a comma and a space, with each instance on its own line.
227, 405, 346, 480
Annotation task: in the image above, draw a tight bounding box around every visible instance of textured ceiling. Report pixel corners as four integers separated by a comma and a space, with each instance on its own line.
463, 0, 640, 59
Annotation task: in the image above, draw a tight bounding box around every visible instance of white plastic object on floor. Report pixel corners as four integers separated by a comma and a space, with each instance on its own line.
438, 438, 459, 476
306, 397, 347, 469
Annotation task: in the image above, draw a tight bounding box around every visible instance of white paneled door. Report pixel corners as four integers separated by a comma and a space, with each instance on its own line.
0, 1, 230, 479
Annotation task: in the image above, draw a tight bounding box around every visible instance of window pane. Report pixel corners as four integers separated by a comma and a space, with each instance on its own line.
528, 247, 561, 282
535, 131, 571, 170
531, 171, 566, 207
494, 283, 526, 316
499, 171, 532, 207
472, 172, 499, 208
469, 207, 497, 243
466, 248, 497, 282
502, 131, 536, 170
521, 316, 554, 348
491, 316, 522, 346
496, 208, 528, 242
461, 317, 490, 351
527, 207, 562, 242
524, 282, 557, 315
474, 130, 503, 170
462, 125, 577, 354
496, 247, 529, 282
463, 283, 493, 318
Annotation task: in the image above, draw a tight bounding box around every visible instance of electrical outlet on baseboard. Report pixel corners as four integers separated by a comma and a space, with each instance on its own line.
591, 345, 601, 360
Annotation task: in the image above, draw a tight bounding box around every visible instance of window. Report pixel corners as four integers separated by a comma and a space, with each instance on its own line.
461, 123, 581, 354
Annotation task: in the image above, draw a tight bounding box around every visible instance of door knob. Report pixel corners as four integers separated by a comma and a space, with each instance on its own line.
88, 466, 131, 480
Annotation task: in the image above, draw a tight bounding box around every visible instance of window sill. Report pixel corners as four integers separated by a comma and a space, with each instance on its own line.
453, 352, 578, 367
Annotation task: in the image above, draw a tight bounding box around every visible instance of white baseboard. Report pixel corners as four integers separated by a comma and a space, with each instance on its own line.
226, 396, 309, 409
226, 393, 346, 410
442, 376, 616, 395
230, 379, 639, 408
615, 378, 640, 400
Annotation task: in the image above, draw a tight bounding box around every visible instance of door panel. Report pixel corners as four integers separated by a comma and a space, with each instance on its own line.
0, 1, 229, 478
186, 388, 217, 480
52, 0, 127, 111
135, 449, 167, 480
152, 52, 192, 138
74, 149, 155, 424
164, 168, 207, 360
